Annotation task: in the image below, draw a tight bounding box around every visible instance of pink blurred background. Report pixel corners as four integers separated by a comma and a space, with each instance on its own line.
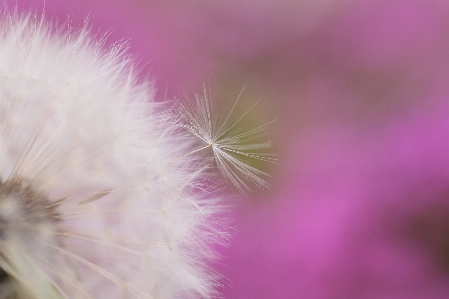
9, 1, 449, 298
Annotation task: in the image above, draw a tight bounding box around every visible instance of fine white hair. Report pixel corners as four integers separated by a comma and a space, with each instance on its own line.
0, 11, 228, 299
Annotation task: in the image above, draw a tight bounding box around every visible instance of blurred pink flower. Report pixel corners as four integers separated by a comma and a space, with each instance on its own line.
9, 1, 449, 299
215, 2, 449, 299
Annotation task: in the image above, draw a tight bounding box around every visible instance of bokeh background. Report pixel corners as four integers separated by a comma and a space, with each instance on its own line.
9, 1, 449, 298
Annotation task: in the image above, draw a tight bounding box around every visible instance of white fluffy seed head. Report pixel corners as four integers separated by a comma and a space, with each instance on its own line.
0, 11, 230, 299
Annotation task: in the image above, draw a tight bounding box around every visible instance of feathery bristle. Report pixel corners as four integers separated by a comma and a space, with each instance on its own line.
179, 86, 276, 196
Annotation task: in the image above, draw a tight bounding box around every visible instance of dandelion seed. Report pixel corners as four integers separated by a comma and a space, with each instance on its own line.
0, 8, 273, 299
179, 86, 276, 196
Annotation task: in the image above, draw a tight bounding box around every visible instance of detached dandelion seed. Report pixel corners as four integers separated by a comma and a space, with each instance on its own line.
0, 9, 273, 299
179, 86, 276, 196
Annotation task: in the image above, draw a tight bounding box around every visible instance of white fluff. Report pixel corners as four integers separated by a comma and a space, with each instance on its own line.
0, 12, 228, 299
179, 87, 275, 196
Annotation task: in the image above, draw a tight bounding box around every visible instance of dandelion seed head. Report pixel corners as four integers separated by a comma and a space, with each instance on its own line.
0, 10, 234, 299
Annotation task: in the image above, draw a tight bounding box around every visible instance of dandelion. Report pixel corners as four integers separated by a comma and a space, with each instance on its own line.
179, 86, 276, 196
0, 9, 273, 299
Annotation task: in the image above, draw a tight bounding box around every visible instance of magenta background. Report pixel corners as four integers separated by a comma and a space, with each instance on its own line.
9, 1, 449, 298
